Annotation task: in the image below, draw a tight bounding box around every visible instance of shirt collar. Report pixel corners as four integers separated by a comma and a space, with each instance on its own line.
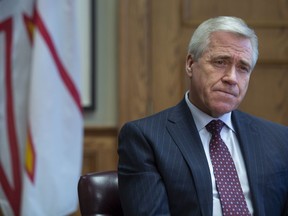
185, 91, 235, 132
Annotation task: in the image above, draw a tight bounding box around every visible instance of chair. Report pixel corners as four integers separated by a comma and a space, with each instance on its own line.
78, 170, 123, 216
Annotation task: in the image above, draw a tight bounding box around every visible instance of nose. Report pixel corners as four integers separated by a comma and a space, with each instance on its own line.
222, 66, 237, 85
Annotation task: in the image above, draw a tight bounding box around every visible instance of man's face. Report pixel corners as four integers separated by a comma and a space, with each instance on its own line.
186, 31, 253, 117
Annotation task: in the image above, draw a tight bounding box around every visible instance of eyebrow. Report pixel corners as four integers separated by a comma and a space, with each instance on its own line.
211, 55, 252, 68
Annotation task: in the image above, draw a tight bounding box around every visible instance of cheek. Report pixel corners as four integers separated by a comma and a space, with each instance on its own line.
193, 75, 211, 95
239, 77, 250, 94
191, 65, 219, 96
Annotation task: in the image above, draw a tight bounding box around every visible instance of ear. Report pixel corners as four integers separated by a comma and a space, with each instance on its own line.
186, 54, 194, 77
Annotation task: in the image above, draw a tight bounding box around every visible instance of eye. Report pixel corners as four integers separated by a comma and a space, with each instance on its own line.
212, 59, 227, 68
238, 64, 250, 73
215, 59, 225, 65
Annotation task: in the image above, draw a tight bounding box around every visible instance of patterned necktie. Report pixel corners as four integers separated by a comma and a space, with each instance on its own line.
206, 120, 250, 216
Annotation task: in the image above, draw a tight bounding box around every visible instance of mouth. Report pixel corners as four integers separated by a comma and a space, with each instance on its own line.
215, 90, 238, 97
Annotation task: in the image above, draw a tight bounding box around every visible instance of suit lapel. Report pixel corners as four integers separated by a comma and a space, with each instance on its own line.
166, 99, 213, 216
232, 111, 266, 215
165, 100, 267, 215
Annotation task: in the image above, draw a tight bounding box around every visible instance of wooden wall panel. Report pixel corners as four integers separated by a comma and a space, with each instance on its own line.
180, 0, 288, 125
181, 0, 288, 23
151, 1, 187, 112
258, 29, 288, 64
82, 127, 118, 174
119, 0, 288, 126
118, 0, 152, 125
240, 65, 288, 125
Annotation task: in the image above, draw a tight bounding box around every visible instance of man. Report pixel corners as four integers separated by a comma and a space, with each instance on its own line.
118, 16, 288, 216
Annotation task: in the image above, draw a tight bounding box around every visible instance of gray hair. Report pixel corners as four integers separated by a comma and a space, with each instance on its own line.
188, 16, 258, 69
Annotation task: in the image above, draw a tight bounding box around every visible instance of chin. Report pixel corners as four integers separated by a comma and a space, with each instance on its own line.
209, 104, 236, 117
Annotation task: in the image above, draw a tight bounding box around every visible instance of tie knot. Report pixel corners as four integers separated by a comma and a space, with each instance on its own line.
206, 120, 224, 135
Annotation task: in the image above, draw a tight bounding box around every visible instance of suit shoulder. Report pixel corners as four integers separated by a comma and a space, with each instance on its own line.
123, 98, 189, 127
123, 106, 175, 128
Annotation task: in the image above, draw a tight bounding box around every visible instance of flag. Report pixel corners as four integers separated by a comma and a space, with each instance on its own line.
0, 0, 83, 215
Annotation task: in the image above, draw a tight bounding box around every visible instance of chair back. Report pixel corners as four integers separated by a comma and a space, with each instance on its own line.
78, 171, 123, 216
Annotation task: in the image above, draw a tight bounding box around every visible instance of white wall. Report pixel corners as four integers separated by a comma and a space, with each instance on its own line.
80, 0, 118, 126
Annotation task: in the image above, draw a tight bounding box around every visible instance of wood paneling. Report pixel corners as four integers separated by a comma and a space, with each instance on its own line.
179, 0, 288, 125
240, 64, 288, 125
82, 127, 118, 173
118, 0, 152, 125
150, 1, 187, 112
119, 0, 288, 126
181, 1, 288, 65
181, 0, 288, 22
118, 0, 187, 126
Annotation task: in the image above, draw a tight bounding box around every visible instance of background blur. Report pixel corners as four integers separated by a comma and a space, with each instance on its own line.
69, 0, 288, 215
84, 0, 288, 167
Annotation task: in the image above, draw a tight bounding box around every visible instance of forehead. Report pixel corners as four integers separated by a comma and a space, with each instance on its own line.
206, 31, 253, 64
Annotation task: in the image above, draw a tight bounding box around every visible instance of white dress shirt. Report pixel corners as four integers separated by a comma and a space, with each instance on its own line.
185, 91, 254, 216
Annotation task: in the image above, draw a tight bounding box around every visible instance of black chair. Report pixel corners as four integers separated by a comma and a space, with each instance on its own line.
78, 171, 123, 216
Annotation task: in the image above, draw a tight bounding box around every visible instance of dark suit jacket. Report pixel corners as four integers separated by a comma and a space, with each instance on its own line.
118, 98, 288, 216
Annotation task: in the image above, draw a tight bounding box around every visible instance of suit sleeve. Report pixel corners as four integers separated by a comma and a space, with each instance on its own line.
118, 122, 170, 216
